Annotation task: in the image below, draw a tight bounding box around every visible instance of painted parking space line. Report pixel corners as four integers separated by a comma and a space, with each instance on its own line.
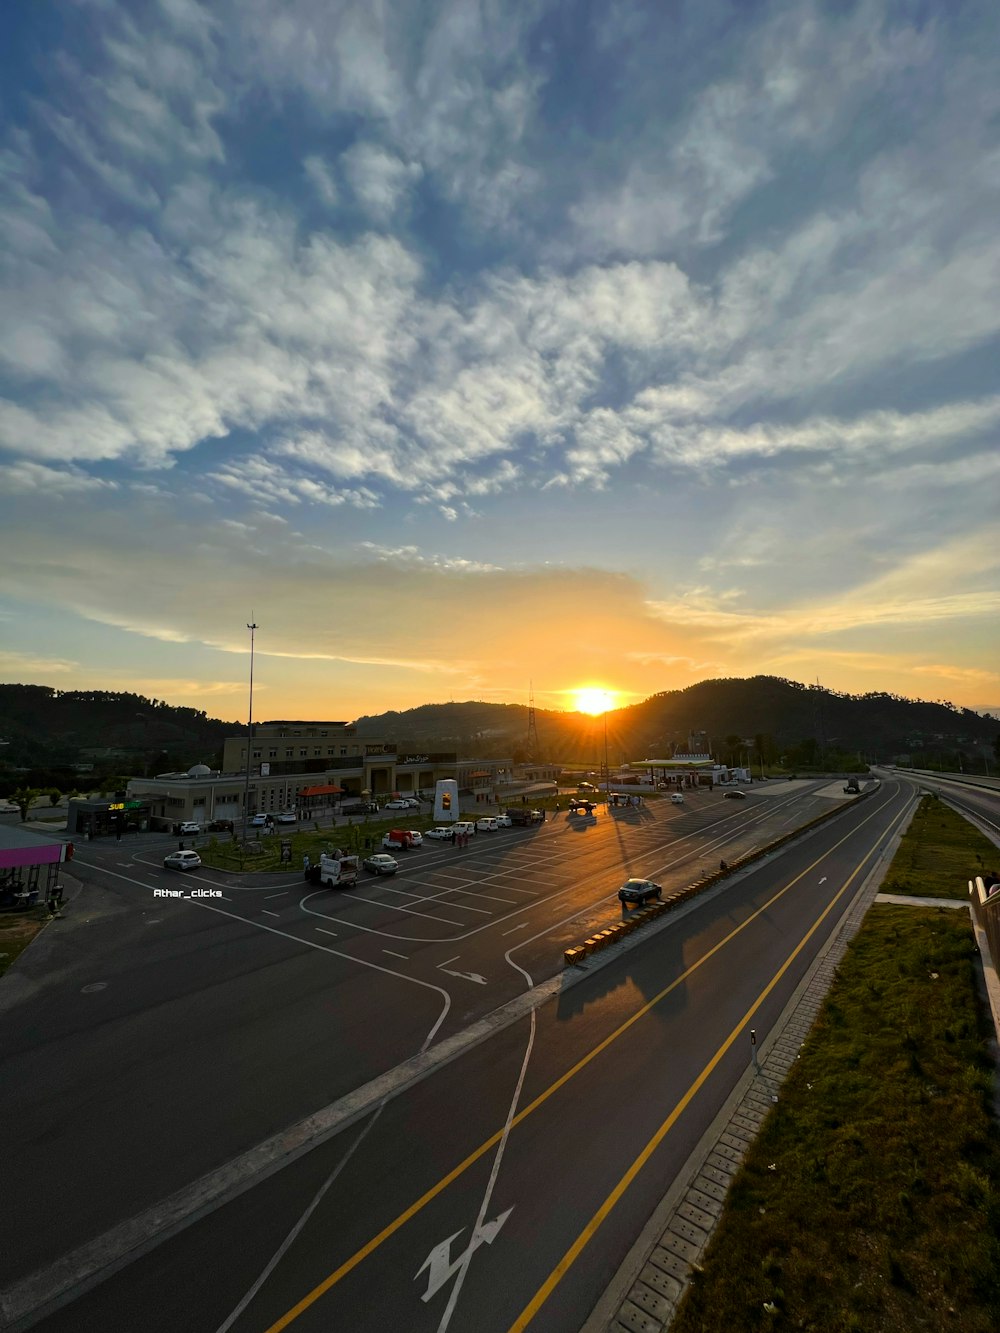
378, 885, 494, 916
383, 950, 409, 960
265, 891, 289, 899
314, 928, 338, 937
263, 910, 281, 918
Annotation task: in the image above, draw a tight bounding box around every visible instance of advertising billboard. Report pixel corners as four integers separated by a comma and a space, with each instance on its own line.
433, 778, 459, 823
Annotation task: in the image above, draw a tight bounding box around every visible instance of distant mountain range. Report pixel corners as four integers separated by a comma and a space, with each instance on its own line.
0, 677, 996, 780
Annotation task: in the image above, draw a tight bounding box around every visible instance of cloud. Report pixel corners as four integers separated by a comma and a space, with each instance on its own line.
341, 142, 422, 222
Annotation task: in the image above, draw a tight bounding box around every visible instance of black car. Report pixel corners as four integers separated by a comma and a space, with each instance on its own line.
723, 790, 747, 799
618, 878, 662, 904
341, 801, 379, 815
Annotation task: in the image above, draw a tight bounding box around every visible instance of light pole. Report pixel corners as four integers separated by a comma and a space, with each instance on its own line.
602, 694, 611, 803
241, 620, 258, 842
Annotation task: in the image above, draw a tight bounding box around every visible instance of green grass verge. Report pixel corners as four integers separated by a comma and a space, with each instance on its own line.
880, 795, 999, 899
0, 911, 51, 978
671, 800, 1000, 1333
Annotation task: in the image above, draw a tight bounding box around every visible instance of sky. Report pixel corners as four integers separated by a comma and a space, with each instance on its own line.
0, 0, 998, 725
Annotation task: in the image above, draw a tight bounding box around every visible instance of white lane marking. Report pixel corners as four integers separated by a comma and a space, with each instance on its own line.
417, 1208, 514, 1305
439, 955, 460, 967
353, 894, 466, 927
501, 923, 529, 935
264, 891, 288, 899
383, 949, 409, 960
262, 910, 281, 918
315, 928, 338, 937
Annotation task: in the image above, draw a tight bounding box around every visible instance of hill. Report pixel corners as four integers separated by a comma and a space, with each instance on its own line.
354, 677, 998, 769
0, 677, 995, 783
0, 685, 236, 777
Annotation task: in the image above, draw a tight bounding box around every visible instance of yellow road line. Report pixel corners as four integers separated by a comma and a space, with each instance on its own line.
265, 792, 910, 1332
507, 797, 913, 1330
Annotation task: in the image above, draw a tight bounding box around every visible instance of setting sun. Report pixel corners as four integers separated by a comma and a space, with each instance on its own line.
572, 687, 616, 715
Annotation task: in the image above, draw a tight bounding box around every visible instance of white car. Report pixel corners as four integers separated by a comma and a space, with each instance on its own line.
494, 814, 512, 828
164, 850, 202, 871
178, 821, 201, 835
424, 827, 455, 840
670, 793, 684, 805
250, 813, 270, 827
276, 812, 297, 824
383, 800, 409, 810
475, 817, 498, 831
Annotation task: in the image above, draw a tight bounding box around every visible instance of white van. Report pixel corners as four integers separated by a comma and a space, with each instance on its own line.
453, 821, 476, 838
670, 793, 684, 805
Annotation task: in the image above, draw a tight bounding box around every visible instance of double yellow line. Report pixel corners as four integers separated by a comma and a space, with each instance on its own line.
265, 792, 910, 1332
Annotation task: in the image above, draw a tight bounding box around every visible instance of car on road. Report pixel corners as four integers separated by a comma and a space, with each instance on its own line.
275, 812, 297, 824
424, 827, 455, 840
207, 819, 233, 833
178, 821, 201, 835
495, 814, 512, 828
384, 800, 409, 810
723, 789, 746, 800
568, 800, 596, 814
670, 793, 684, 805
475, 817, 498, 831
164, 850, 202, 871
250, 813, 270, 827
577, 782, 597, 792
617, 877, 662, 904
341, 801, 379, 815
363, 853, 398, 875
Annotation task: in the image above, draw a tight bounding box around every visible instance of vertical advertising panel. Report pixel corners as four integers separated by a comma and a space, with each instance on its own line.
434, 779, 459, 823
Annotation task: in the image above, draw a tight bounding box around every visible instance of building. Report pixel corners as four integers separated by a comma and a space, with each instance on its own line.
120, 720, 509, 831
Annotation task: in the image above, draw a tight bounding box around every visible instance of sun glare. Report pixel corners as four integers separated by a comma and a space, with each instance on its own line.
573, 687, 615, 715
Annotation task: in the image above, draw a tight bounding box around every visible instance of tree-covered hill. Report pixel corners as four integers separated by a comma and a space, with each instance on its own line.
0, 684, 236, 772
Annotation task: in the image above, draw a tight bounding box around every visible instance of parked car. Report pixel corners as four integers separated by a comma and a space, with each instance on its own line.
275, 812, 297, 824
207, 819, 234, 833
475, 817, 498, 831
400, 797, 421, 809
577, 782, 597, 792
341, 801, 379, 815
250, 813, 270, 826
363, 853, 398, 875
670, 793, 684, 805
723, 790, 746, 800
178, 821, 201, 835
494, 814, 512, 828
164, 850, 202, 871
424, 827, 455, 840
618, 877, 662, 904
384, 800, 409, 810
382, 829, 422, 850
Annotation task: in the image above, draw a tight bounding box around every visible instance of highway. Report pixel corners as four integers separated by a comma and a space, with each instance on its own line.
0, 777, 944, 1331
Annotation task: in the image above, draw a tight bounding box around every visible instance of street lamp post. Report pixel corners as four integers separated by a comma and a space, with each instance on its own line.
602, 696, 611, 803
241, 620, 258, 842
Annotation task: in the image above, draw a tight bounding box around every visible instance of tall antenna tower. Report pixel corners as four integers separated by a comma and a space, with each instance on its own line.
527, 681, 539, 760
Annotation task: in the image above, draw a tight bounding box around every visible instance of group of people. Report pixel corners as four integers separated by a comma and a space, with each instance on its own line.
452, 831, 471, 847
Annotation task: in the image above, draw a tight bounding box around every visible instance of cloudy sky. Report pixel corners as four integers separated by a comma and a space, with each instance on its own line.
1, 0, 998, 723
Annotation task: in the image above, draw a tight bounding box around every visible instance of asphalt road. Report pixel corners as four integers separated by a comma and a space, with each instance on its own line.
0, 778, 946, 1332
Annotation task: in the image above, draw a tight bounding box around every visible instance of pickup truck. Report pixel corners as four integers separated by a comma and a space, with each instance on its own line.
504, 808, 544, 826
382, 829, 419, 850
306, 854, 360, 889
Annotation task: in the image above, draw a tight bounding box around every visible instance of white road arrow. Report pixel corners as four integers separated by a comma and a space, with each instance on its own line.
439, 967, 487, 984
819, 876, 827, 884
416, 1208, 514, 1303
437, 955, 487, 984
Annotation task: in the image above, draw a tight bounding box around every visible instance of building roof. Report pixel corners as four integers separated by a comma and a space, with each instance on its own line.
0, 823, 67, 868
299, 784, 345, 797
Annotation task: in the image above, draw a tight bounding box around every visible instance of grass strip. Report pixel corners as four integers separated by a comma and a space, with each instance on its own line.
671, 799, 1000, 1333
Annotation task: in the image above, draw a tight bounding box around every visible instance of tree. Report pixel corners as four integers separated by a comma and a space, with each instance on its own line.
47, 787, 62, 806
10, 787, 41, 822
